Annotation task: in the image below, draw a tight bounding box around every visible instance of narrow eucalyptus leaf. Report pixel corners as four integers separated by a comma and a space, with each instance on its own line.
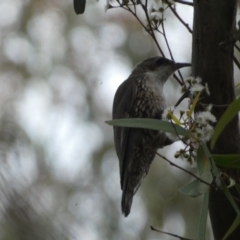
202, 143, 219, 177
198, 192, 209, 240
197, 172, 212, 194
222, 180, 240, 214
211, 97, 240, 149
213, 154, 240, 168
223, 214, 240, 240
179, 179, 202, 197
227, 178, 236, 188
197, 145, 211, 175
106, 118, 189, 136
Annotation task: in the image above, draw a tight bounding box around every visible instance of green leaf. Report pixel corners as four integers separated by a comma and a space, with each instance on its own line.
196, 144, 214, 195
222, 180, 239, 214
198, 192, 209, 240
106, 118, 190, 136
201, 143, 213, 161
227, 178, 236, 188
201, 143, 219, 177
211, 97, 240, 149
213, 154, 240, 168
167, 111, 182, 125
198, 172, 212, 194
179, 144, 215, 197
179, 179, 202, 197
187, 91, 201, 117
223, 214, 240, 240
197, 144, 211, 175
235, 184, 240, 196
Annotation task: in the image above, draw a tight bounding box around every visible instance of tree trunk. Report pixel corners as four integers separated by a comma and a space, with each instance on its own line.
192, 0, 240, 239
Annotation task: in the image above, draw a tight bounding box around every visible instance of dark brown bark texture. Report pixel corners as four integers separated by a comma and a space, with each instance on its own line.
192, 0, 240, 239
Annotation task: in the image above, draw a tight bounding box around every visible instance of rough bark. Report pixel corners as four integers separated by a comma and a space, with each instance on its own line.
192, 0, 240, 239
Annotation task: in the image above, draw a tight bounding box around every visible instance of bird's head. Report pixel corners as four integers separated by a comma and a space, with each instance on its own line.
133, 56, 191, 84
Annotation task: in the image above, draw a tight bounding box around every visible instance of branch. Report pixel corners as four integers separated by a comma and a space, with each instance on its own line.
162, 19, 185, 83
199, 102, 230, 108
155, 151, 215, 188
150, 226, 194, 240
174, 0, 193, 6
169, 5, 193, 34
117, 1, 165, 56
174, 90, 191, 107
140, 1, 165, 55
117, 1, 184, 85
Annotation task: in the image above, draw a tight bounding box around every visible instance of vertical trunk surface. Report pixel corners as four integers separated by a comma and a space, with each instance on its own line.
192, 0, 240, 239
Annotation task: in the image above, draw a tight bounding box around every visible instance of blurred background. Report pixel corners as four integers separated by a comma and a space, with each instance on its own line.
0, 0, 222, 239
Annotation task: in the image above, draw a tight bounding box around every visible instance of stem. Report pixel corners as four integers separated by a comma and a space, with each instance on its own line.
162, 18, 185, 84
174, 0, 193, 6
169, 5, 193, 34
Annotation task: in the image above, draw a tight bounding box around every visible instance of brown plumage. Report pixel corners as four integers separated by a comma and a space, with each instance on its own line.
112, 57, 191, 216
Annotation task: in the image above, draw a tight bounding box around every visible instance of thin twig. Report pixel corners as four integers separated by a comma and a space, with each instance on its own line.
161, 17, 174, 63
169, 119, 189, 145
162, 18, 185, 83
169, 5, 193, 34
140, 1, 165, 56
120, 1, 165, 56
174, 91, 190, 107
199, 103, 230, 108
134, 1, 137, 13
156, 149, 240, 204
115, 1, 185, 85
150, 226, 194, 240
155, 151, 214, 188
174, 0, 193, 6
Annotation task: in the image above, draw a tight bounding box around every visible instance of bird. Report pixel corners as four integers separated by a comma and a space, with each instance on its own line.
112, 56, 191, 217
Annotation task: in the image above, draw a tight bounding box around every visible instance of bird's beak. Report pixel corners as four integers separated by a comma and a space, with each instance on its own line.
173, 62, 191, 69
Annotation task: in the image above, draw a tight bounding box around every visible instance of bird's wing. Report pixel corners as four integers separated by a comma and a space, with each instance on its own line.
112, 77, 137, 189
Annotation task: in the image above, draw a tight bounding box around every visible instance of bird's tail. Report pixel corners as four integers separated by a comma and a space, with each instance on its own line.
121, 187, 134, 217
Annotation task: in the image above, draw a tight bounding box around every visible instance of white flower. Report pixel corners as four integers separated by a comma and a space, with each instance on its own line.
195, 76, 202, 84
150, 12, 162, 21
148, 2, 154, 15
190, 83, 204, 93
162, 107, 174, 120
184, 76, 194, 85
205, 104, 213, 112
184, 76, 202, 85
195, 112, 206, 124
191, 150, 197, 157
201, 111, 216, 123
195, 111, 216, 124
195, 124, 214, 142
205, 83, 210, 95
194, 121, 214, 143
201, 124, 214, 142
